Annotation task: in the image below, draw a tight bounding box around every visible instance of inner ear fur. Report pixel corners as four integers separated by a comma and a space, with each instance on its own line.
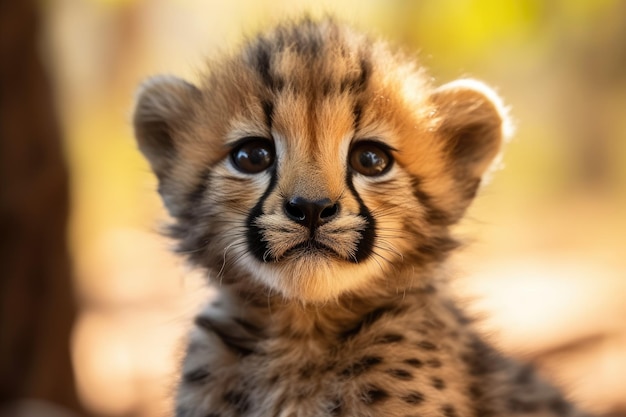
132, 75, 201, 177
430, 79, 510, 180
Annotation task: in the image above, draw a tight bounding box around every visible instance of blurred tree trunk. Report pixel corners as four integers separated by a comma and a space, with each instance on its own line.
0, 1, 84, 415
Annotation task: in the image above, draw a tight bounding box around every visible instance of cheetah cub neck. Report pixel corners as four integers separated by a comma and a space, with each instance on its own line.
133, 17, 591, 417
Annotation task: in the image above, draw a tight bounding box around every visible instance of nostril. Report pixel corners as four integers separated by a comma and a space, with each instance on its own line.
320, 203, 339, 219
284, 197, 339, 228
284, 200, 306, 221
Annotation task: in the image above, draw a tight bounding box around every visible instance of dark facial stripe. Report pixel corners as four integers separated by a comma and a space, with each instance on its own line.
344, 169, 375, 262
352, 102, 362, 131
262, 100, 274, 130
290, 20, 322, 56
410, 176, 453, 226
184, 168, 212, 208
252, 38, 275, 89
246, 166, 279, 261
356, 55, 371, 92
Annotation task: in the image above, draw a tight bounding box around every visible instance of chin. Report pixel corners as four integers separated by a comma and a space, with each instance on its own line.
241, 251, 378, 303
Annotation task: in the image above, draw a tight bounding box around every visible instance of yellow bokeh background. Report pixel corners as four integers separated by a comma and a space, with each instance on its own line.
39, 1, 626, 416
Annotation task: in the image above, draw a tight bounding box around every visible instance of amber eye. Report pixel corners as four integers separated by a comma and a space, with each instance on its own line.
349, 141, 393, 176
231, 138, 275, 174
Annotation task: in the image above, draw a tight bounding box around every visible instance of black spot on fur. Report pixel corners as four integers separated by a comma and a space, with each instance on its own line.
416, 341, 438, 351
468, 383, 483, 399
386, 368, 413, 381
374, 333, 405, 344
175, 406, 189, 417
361, 385, 389, 404
402, 391, 425, 405
403, 358, 424, 368
442, 405, 458, 417
507, 398, 540, 413
340, 305, 401, 340
183, 367, 210, 384
431, 377, 446, 390
223, 391, 251, 414
339, 355, 383, 377
194, 316, 255, 356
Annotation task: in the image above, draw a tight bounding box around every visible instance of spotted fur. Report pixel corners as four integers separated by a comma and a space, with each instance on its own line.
133, 17, 591, 417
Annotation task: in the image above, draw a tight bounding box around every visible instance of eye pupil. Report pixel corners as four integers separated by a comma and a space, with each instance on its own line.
231, 138, 275, 173
360, 150, 381, 169
249, 147, 269, 165
350, 142, 392, 176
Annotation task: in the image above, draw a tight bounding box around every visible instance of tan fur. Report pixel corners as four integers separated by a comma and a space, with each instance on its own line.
133, 17, 590, 417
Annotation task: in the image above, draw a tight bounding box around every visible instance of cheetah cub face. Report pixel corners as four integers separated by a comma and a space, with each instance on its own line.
133, 19, 510, 303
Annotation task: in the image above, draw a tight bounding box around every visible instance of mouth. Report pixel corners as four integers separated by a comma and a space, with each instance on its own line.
282, 239, 343, 260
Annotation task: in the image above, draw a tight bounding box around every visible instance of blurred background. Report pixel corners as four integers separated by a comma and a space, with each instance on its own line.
1, 0, 625, 416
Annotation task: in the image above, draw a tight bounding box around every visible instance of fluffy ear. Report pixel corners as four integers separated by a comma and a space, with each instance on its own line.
132, 75, 201, 179
427, 79, 511, 222
430, 79, 510, 181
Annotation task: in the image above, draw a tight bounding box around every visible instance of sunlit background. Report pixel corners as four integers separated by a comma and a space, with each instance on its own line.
7, 0, 626, 416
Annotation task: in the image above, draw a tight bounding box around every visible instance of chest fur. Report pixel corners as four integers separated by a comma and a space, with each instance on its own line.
175, 293, 478, 417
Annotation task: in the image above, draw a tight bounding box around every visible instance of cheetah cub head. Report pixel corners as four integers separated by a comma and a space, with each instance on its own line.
133, 19, 510, 303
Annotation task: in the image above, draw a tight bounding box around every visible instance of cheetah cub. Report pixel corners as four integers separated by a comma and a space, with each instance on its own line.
133, 18, 591, 417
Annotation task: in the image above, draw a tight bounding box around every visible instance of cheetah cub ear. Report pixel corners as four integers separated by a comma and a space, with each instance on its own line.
429, 79, 511, 220
133, 76, 201, 213
133, 75, 200, 173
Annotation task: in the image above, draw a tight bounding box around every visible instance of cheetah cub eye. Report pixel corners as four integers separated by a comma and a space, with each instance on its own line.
230, 138, 275, 174
133, 21, 510, 303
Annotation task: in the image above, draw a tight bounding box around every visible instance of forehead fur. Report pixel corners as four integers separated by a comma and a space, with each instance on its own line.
188, 18, 434, 164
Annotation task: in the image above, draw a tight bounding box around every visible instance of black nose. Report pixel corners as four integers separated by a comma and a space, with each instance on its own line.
284, 197, 339, 230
